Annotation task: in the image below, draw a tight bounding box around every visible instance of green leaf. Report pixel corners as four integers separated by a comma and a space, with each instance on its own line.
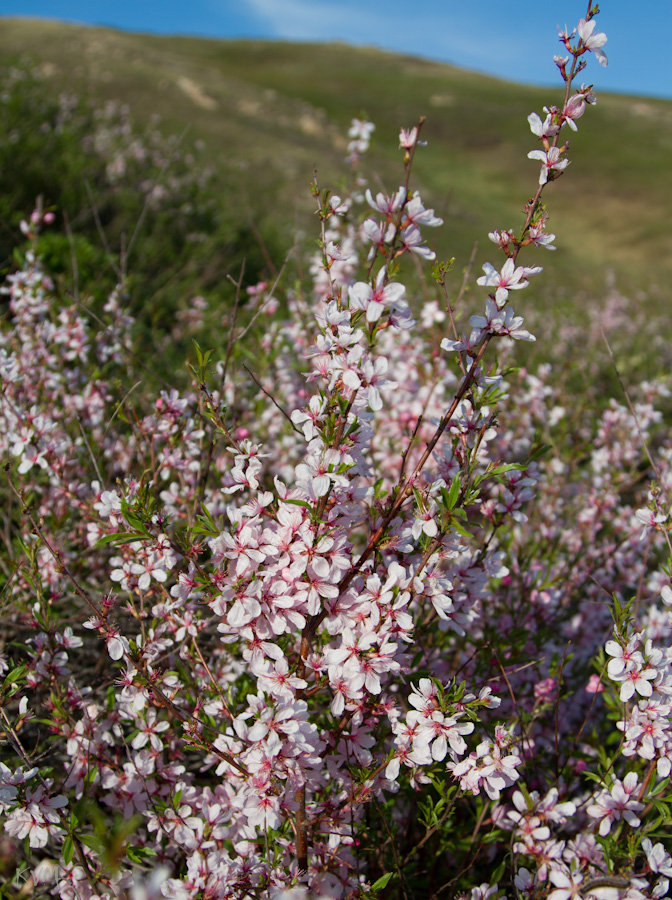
193, 504, 219, 536
581, 770, 605, 785
343, 419, 360, 439
281, 498, 314, 511
487, 463, 524, 477
3, 665, 27, 686
446, 474, 460, 509
80, 834, 105, 854
192, 339, 213, 370
652, 801, 671, 821
371, 872, 394, 892
62, 837, 74, 866
516, 782, 533, 809
121, 513, 150, 535
491, 859, 506, 885
452, 519, 472, 538
95, 531, 152, 548
127, 845, 158, 863
528, 441, 552, 462
612, 594, 622, 621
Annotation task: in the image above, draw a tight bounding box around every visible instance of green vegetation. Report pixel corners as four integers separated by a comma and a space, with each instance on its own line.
2, 17, 671, 300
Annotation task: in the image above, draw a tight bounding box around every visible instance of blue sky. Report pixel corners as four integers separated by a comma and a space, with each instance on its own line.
4, 1, 671, 100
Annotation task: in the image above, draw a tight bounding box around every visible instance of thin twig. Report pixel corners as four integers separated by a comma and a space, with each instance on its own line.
243, 364, 301, 433
75, 415, 104, 484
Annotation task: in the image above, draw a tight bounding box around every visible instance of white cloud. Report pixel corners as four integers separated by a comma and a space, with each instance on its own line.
228, 0, 564, 88
242, 0, 395, 42
241, 0, 541, 71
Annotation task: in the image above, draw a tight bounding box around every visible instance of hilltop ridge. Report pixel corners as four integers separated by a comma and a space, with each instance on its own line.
2, 15, 671, 297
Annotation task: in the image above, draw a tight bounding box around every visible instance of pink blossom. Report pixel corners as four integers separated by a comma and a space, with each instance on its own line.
586, 772, 644, 835
348, 269, 407, 324
470, 300, 535, 342
403, 192, 443, 228
548, 868, 584, 900
399, 126, 420, 149
476, 259, 530, 307
528, 110, 560, 139
4, 788, 67, 849
563, 90, 596, 131
578, 18, 608, 66
399, 225, 435, 259
365, 186, 406, 217
619, 664, 657, 701
527, 147, 569, 184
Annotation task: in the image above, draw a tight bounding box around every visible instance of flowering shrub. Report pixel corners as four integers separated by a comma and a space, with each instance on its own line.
1, 5, 672, 899
0, 65, 277, 373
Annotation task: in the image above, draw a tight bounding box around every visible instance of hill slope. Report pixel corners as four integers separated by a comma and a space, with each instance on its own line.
2, 17, 671, 302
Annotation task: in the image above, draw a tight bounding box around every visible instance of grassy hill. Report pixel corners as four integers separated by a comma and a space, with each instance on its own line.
1, 16, 671, 308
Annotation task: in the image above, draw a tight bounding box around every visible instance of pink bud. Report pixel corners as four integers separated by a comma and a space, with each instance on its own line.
564, 94, 587, 122
585, 674, 605, 694
399, 127, 418, 150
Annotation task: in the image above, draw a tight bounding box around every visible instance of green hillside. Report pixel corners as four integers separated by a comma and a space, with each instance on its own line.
2, 16, 671, 305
